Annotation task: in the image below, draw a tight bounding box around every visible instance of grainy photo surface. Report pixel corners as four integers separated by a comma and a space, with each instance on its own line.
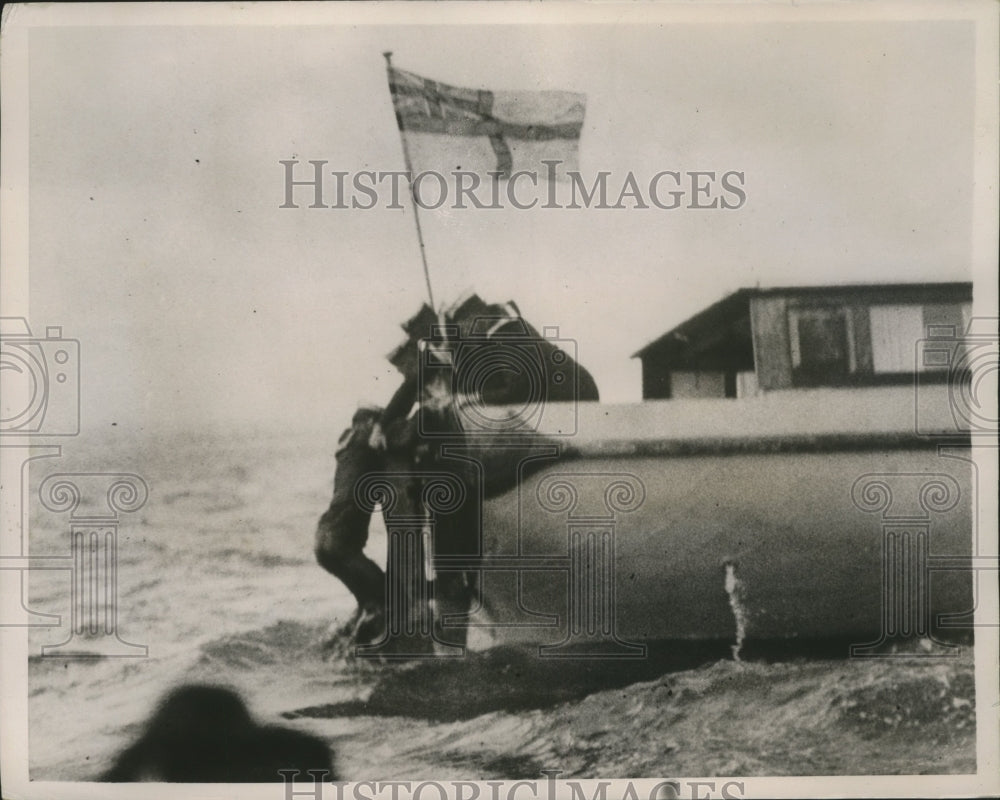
1, 3, 998, 799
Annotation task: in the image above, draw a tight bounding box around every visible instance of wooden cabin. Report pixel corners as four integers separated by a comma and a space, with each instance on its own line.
632, 282, 973, 400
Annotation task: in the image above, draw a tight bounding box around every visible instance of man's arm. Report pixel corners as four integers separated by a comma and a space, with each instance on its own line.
369, 374, 418, 449
382, 373, 418, 423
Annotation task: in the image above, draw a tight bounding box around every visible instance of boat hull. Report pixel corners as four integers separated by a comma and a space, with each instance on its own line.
434, 388, 977, 650
458, 449, 973, 650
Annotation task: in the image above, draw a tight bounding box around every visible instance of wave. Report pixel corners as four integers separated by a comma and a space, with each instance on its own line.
211, 548, 309, 568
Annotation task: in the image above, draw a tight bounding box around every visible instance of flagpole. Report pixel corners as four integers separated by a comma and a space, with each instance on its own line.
384, 51, 436, 311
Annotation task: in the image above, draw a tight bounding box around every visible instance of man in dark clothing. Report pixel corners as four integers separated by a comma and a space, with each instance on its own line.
315, 383, 471, 647
314, 405, 391, 644
314, 302, 443, 646
314, 296, 599, 649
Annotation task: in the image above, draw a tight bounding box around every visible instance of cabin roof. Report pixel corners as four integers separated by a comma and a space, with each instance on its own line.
631, 281, 972, 359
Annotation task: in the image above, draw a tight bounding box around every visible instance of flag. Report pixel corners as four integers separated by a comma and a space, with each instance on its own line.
387, 65, 586, 181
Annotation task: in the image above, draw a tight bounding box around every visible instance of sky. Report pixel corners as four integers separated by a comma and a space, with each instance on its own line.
14, 6, 989, 435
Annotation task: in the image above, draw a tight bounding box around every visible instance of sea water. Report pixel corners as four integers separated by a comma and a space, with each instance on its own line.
25, 424, 976, 780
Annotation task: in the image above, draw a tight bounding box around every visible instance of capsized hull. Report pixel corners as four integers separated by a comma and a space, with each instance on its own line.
439, 387, 976, 649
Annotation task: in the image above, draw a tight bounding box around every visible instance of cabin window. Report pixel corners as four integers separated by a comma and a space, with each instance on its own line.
670, 370, 727, 398
788, 307, 855, 384
785, 300, 971, 387
735, 370, 759, 398
869, 302, 971, 374
869, 304, 923, 373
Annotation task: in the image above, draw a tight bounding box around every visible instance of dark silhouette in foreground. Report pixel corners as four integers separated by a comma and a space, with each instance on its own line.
103, 685, 335, 782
